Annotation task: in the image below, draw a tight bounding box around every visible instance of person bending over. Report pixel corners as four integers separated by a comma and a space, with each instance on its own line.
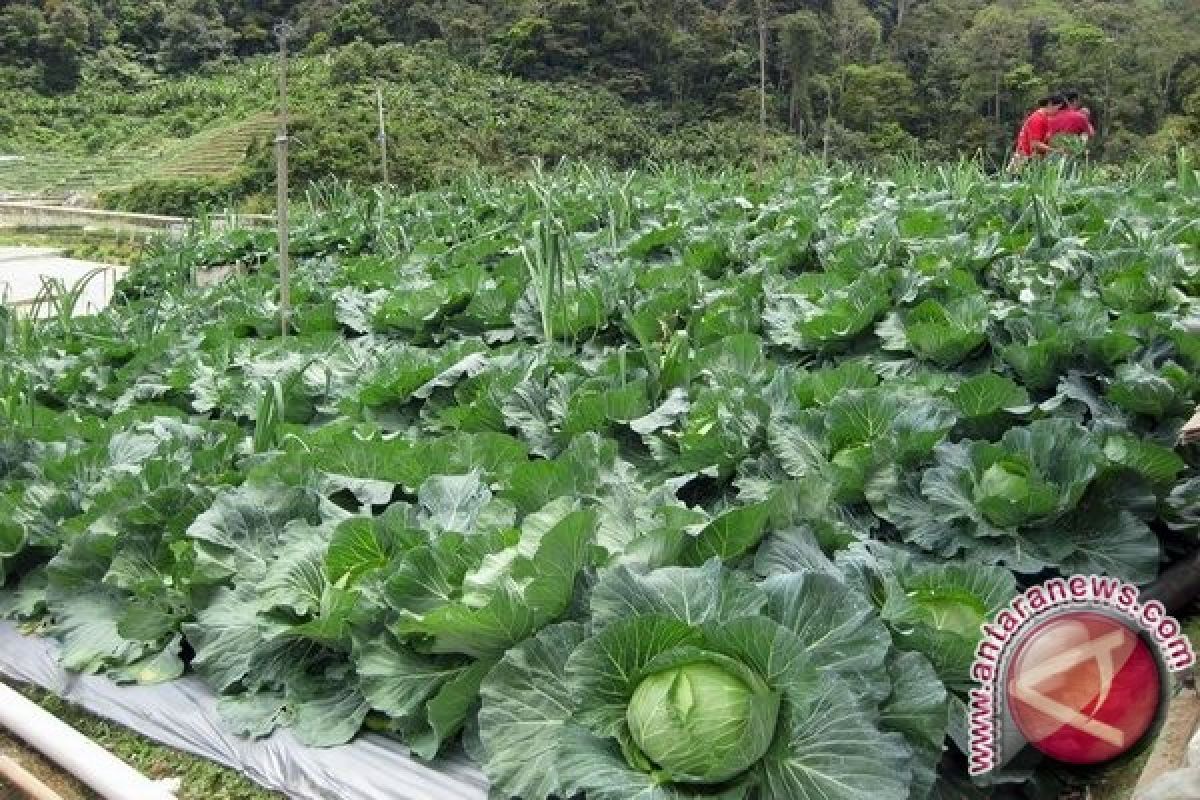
1049, 90, 1095, 150
1009, 94, 1066, 172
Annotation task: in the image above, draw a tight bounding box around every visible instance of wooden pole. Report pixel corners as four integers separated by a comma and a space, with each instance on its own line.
274, 21, 293, 339
377, 83, 389, 186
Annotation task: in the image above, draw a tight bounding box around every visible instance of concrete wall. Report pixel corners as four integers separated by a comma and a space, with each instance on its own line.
0, 203, 273, 234
0, 202, 187, 233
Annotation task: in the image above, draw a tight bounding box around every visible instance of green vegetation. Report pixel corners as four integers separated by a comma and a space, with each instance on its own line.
0, 228, 152, 264
0, 157, 1198, 798
2, 1, 1199, 207
1, 42, 791, 209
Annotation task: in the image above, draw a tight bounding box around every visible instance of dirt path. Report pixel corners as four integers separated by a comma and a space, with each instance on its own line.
0, 683, 280, 800
0, 728, 93, 799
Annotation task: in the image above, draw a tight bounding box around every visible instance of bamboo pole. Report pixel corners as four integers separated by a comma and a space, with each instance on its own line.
273, 20, 294, 339
377, 83, 389, 186
1180, 407, 1200, 446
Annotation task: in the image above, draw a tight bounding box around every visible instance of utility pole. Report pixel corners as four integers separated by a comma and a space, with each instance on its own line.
376, 82, 389, 186
273, 20, 294, 339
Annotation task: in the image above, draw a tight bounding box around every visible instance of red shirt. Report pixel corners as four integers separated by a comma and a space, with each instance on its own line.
1049, 109, 1095, 138
1015, 110, 1053, 157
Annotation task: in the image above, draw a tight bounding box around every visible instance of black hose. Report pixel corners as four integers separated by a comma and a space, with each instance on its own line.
1142, 550, 1200, 615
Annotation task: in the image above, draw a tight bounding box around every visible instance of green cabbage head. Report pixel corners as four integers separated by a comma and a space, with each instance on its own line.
478, 561, 949, 800
974, 456, 1058, 528
626, 655, 780, 783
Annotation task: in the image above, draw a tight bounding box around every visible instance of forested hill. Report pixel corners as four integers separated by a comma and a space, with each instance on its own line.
2, 0, 1199, 175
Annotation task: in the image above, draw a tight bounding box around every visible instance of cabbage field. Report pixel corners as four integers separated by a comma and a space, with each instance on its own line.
1, 158, 1199, 799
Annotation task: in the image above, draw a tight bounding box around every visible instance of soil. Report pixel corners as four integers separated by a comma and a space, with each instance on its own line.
1135, 688, 1200, 792
0, 728, 93, 799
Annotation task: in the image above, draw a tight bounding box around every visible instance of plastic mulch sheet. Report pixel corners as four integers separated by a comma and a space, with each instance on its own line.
0, 622, 489, 800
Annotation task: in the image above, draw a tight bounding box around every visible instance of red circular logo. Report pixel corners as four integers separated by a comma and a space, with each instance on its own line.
1004, 611, 1162, 765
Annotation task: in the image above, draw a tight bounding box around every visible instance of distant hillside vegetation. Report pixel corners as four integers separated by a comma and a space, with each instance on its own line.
0, 42, 791, 212
1, 0, 1198, 210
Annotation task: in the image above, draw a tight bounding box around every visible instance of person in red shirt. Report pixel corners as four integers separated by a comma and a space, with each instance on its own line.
1049, 90, 1096, 145
1008, 94, 1066, 172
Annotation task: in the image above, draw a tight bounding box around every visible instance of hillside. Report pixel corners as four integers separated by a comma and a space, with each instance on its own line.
1, 0, 1198, 209
0, 42, 789, 211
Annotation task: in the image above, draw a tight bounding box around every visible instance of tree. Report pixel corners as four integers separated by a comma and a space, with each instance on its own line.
331, 0, 386, 45
160, 6, 229, 72
39, 1, 90, 91
959, 5, 1029, 154
115, 0, 168, 52
822, 0, 880, 153
838, 62, 916, 132
497, 17, 553, 75
828, 0, 881, 77
0, 4, 47, 65
757, 0, 769, 142
778, 11, 821, 136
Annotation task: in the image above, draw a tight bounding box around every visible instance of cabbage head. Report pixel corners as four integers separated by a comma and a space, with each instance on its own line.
867, 417, 1160, 583
626, 655, 779, 784
477, 560, 948, 800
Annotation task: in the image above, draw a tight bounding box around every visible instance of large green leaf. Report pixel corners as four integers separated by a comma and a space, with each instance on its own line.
186, 484, 325, 584
567, 615, 703, 738
589, 560, 766, 629
287, 669, 372, 747
878, 559, 1015, 689
326, 513, 420, 587
258, 524, 335, 617
184, 585, 308, 692
1057, 507, 1161, 585
51, 591, 151, 674
394, 509, 597, 656
753, 526, 842, 580
478, 622, 585, 800
760, 572, 891, 698
679, 502, 773, 566
879, 295, 989, 367
758, 678, 911, 800
879, 652, 947, 800
356, 633, 470, 720
764, 270, 893, 353
385, 529, 512, 616
1102, 433, 1186, 487
1107, 361, 1193, 418
218, 691, 290, 739
408, 658, 495, 759
558, 724, 753, 800
417, 471, 494, 534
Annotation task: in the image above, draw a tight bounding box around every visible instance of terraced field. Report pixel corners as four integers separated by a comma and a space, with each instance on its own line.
0, 151, 152, 199
154, 114, 278, 181
0, 113, 277, 201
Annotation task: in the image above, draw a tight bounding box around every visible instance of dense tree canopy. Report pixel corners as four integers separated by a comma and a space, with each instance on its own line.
0, 0, 1197, 162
